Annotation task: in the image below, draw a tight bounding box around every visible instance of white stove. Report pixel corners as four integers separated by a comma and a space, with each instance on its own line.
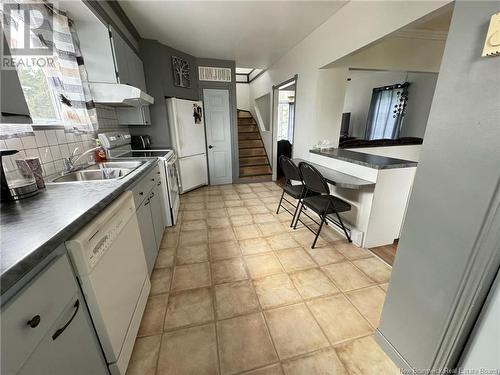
98, 132, 180, 226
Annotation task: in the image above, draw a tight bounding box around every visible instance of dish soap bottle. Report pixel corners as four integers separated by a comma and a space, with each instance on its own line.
94, 139, 107, 162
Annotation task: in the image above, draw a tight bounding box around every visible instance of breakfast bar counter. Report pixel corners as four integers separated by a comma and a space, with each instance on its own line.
304, 149, 418, 248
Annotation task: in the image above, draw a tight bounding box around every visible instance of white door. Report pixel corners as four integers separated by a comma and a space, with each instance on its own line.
203, 89, 233, 185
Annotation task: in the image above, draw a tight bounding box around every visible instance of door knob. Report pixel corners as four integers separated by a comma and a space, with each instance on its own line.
208, 145, 213, 149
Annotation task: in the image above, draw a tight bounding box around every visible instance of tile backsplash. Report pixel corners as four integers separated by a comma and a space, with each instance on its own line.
1, 105, 128, 180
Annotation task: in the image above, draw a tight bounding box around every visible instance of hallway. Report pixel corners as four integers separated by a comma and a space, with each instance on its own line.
127, 182, 398, 375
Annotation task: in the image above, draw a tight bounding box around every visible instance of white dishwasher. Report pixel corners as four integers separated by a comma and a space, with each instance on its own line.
65, 191, 150, 375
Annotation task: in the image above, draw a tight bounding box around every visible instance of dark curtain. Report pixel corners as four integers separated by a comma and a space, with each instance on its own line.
365, 83, 409, 140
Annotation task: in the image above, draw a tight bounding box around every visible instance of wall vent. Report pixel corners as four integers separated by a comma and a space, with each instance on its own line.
198, 67, 232, 82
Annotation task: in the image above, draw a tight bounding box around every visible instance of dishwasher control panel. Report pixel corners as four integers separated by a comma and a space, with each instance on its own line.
65, 192, 136, 275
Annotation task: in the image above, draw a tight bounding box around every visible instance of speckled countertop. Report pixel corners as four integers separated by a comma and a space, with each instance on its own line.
310, 148, 417, 169
0, 158, 157, 295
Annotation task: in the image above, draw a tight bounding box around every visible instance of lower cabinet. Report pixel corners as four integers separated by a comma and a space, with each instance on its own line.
132, 163, 167, 275
1, 253, 108, 375
18, 294, 108, 375
136, 196, 158, 275
150, 181, 166, 249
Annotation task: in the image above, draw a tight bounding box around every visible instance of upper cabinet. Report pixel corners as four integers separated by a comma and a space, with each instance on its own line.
110, 28, 147, 92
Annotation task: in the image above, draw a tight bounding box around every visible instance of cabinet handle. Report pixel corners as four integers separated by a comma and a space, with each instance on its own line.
144, 198, 150, 206
139, 192, 144, 196
27, 315, 41, 328
157, 181, 161, 186
150, 191, 155, 199
52, 300, 80, 340
151, 178, 155, 181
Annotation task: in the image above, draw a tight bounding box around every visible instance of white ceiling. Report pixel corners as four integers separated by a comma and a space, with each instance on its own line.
119, 1, 347, 68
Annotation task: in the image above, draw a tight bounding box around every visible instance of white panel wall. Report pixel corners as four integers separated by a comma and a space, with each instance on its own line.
236, 83, 250, 111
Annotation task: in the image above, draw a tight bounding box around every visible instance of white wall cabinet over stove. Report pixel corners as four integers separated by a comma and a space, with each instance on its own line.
0, 253, 108, 375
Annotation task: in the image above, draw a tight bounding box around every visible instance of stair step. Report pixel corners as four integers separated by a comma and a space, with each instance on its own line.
239, 140, 263, 149
238, 111, 252, 118
238, 125, 258, 132
238, 175, 273, 183
239, 148, 266, 157
240, 165, 272, 177
238, 118, 257, 124
238, 132, 260, 140
239, 156, 269, 166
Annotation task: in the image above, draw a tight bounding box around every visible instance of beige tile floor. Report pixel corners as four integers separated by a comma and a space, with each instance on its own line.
127, 182, 400, 375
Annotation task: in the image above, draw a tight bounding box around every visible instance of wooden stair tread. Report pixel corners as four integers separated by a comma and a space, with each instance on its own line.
239, 148, 266, 157
239, 140, 263, 148
238, 132, 260, 140
239, 165, 272, 176
238, 125, 258, 132
239, 156, 269, 166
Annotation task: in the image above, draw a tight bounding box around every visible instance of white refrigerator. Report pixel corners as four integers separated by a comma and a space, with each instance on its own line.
166, 98, 208, 193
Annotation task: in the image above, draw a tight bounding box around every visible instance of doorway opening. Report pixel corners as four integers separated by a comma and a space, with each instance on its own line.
272, 76, 297, 182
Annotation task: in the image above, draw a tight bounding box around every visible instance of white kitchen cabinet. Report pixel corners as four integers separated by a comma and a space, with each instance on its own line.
150, 181, 166, 248
132, 164, 164, 274
136, 197, 157, 275
116, 105, 151, 126
1, 253, 108, 375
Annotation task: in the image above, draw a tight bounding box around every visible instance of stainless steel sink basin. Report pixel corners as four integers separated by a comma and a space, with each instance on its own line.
50, 161, 145, 183
82, 161, 144, 171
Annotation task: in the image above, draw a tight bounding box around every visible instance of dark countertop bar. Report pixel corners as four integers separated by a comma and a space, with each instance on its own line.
293, 158, 374, 189
310, 148, 418, 169
0, 158, 157, 295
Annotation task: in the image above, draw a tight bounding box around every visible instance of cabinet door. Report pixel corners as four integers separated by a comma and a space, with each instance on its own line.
111, 28, 131, 86
142, 106, 151, 125
136, 198, 157, 275
18, 294, 108, 375
149, 183, 165, 249
134, 54, 147, 92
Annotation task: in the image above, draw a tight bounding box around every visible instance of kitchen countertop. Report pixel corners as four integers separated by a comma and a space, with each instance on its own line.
0, 158, 157, 295
292, 158, 374, 189
310, 148, 418, 169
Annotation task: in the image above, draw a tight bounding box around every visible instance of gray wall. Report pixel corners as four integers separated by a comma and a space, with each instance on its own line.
255, 93, 271, 131
129, 39, 199, 148
196, 58, 238, 181
378, 1, 500, 371
342, 70, 438, 139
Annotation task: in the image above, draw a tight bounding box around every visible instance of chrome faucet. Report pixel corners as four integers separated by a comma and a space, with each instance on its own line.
63, 147, 99, 173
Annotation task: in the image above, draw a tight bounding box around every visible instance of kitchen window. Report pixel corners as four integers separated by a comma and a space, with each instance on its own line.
2, 1, 97, 133
16, 64, 63, 126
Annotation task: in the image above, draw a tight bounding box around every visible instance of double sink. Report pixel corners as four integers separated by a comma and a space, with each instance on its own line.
51, 161, 144, 183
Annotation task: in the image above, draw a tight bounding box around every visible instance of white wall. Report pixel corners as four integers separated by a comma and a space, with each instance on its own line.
343, 70, 438, 139
249, 1, 449, 162
236, 83, 250, 111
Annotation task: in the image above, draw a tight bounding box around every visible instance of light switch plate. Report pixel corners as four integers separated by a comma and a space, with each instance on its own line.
482, 12, 500, 57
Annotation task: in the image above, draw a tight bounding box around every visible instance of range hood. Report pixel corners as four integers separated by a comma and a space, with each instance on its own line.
89, 83, 154, 107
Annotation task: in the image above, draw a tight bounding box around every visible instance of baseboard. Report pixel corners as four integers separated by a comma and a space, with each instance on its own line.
374, 329, 414, 374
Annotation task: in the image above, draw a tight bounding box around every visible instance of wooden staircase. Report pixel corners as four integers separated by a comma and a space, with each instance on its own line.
238, 110, 272, 181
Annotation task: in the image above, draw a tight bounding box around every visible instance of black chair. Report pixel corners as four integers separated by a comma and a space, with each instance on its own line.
294, 162, 352, 248
276, 156, 317, 227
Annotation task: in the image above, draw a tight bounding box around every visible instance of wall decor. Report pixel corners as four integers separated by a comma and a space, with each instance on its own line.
482, 12, 500, 57
172, 56, 191, 88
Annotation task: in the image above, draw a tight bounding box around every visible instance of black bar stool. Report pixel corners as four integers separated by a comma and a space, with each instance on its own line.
294, 161, 352, 248
276, 156, 317, 227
